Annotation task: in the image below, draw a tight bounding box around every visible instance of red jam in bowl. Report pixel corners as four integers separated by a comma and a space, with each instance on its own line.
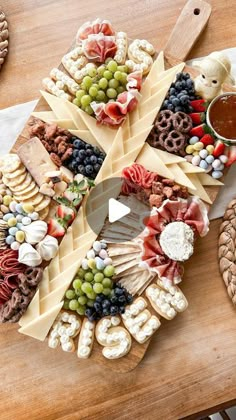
209, 94, 236, 140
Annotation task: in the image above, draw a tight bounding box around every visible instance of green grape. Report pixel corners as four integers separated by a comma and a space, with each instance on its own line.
73, 278, 82, 290
89, 86, 98, 97
97, 65, 106, 76
87, 299, 95, 307
93, 83, 99, 90
117, 65, 128, 73
106, 88, 117, 99
104, 70, 113, 80
102, 277, 112, 288
85, 105, 94, 115
81, 282, 93, 294
75, 288, 85, 296
92, 268, 99, 275
107, 60, 118, 73
78, 295, 87, 305
80, 82, 87, 91
84, 272, 94, 282
81, 95, 92, 107
114, 71, 122, 81
88, 67, 97, 77
77, 268, 86, 278
63, 300, 70, 310
83, 76, 93, 89
117, 86, 125, 94
103, 265, 115, 277
65, 289, 76, 300
99, 77, 108, 89
69, 299, 79, 311
103, 287, 112, 296
87, 291, 96, 300
93, 283, 103, 294
76, 305, 86, 316
76, 89, 86, 99
120, 72, 128, 85
94, 272, 104, 283
105, 57, 113, 64
73, 98, 80, 107
108, 79, 119, 89
96, 90, 106, 102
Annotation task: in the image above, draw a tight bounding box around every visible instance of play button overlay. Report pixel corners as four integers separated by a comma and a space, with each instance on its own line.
85, 177, 151, 242
108, 198, 131, 223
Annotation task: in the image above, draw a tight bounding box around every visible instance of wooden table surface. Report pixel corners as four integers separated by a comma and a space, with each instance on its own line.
0, 1, 236, 419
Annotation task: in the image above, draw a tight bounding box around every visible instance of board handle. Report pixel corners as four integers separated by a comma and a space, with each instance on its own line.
164, 0, 211, 67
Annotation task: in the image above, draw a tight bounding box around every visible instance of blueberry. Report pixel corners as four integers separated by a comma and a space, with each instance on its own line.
85, 143, 92, 149
186, 78, 194, 88
175, 106, 183, 112
176, 73, 182, 80
184, 73, 190, 79
110, 305, 119, 315
170, 87, 176, 95
169, 95, 175, 101
96, 295, 104, 303
180, 95, 189, 105
114, 287, 124, 296
167, 103, 174, 111
74, 139, 85, 149
102, 308, 111, 316
71, 136, 78, 142
78, 149, 86, 160
118, 295, 126, 304
102, 299, 111, 309
93, 147, 101, 156
127, 294, 133, 304
119, 306, 126, 314
71, 161, 77, 171
85, 308, 93, 317
163, 99, 169, 108
90, 155, 97, 164
175, 81, 182, 91
76, 157, 82, 164
77, 164, 85, 174
86, 149, 93, 157
94, 164, 101, 173
100, 152, 106, 159
94, 302, 102, 313
181, 90, 188, 95
110, 296, 118, 304
172, 98, 180, 107
85, 165, 94, 175
72, 149, 79, 158
84, 157, 91, 165
97, 158, 104, 165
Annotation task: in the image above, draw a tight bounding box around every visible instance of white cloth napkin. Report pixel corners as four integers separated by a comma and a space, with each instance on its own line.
0, 48, 236, 220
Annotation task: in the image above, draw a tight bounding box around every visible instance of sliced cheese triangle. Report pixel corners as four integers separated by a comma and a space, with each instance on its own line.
187, 173, 212, 204
136, 144, 174, 179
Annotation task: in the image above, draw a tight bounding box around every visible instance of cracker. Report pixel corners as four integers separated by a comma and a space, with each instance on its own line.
3, 172, 28, 188
13, 179, 37, 195
0, 154, 21, 173
38, 206, 50, 220
34, 196, 51, 212
22, 193, 44, 206
14, 185, 40, 201
3, 165, 26, 179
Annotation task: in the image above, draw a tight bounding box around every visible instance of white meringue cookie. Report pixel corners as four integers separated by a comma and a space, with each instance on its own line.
18, 243, 42, 267
36, 235, 59, 261
22, 220, 47, 245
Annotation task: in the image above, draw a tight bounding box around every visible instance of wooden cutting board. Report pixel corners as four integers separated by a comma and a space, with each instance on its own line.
10, 0, 214, 372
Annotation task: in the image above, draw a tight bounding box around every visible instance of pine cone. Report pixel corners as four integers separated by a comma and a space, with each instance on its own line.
0, 11, 8, 70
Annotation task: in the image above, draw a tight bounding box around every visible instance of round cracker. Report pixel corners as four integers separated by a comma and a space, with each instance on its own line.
3, 165, 26, 179
3, 172, 28, 188
0, 154, 21, 173
13, 180, 36, 196
14, 185, 39, 201
35, 196, 51, 212
22, 193, 44, 206
6, 173, 32, 190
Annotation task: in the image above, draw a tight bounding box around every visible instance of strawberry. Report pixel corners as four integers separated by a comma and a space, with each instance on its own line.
200, 134, 214, 146
190, 124, 206, 138
212, 140, 225, 158
57, 204, 75, 226
189, 112, 205, 125
47, 219, 66, 238
190, 99, 209, 112
225, 145, 236, 167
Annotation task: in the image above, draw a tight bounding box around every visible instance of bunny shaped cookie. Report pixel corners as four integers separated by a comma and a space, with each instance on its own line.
192, 51, 235, 101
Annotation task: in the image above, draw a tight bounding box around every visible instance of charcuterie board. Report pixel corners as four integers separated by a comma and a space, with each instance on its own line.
1, 0, 235, 373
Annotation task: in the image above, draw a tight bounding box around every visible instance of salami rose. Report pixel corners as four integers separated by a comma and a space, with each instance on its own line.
82, 34, 117, 62
76, 18, 115, 42
92, 91, 138, 126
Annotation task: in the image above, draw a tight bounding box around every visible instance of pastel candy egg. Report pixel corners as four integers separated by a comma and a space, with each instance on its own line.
9, 227, 18, 236
87, 258, 96, 269
3, 213, 14, 222
11, 241, 20, 251
193, 142, 204, 151
192, 155, 201, 166
22, 216, 31, 226
16, 231, 25, 243
3, 195, 13, 206
99, 249, 108, 259
95, 256, 105, 270
100, 241, 107, 249
184, 155, 193, 163
185, 145, 194, 154
8, 217, 17, 227
93, 241, 102, 253
219, 155, 228, 164
15, 203, 23, 214
218, 163, 224, 171
189, 136, 199, 145
192, 151, 199, 156
28, 212, 39, 221
16, 222, 23, 230
6, 235, 15, 245
206, 145, 214, 154
199, 149, 208, 159
87, 249, 95, 259
199, 160, 208, 170
104, 257, 113, 266
22, 203, 34, 214
212, 170, 223, 179
9, 201, 17, 213
16, 214, 23, 222
81, 259, 88, 270
206, 155, 214, 164
212, 159, 221, 169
